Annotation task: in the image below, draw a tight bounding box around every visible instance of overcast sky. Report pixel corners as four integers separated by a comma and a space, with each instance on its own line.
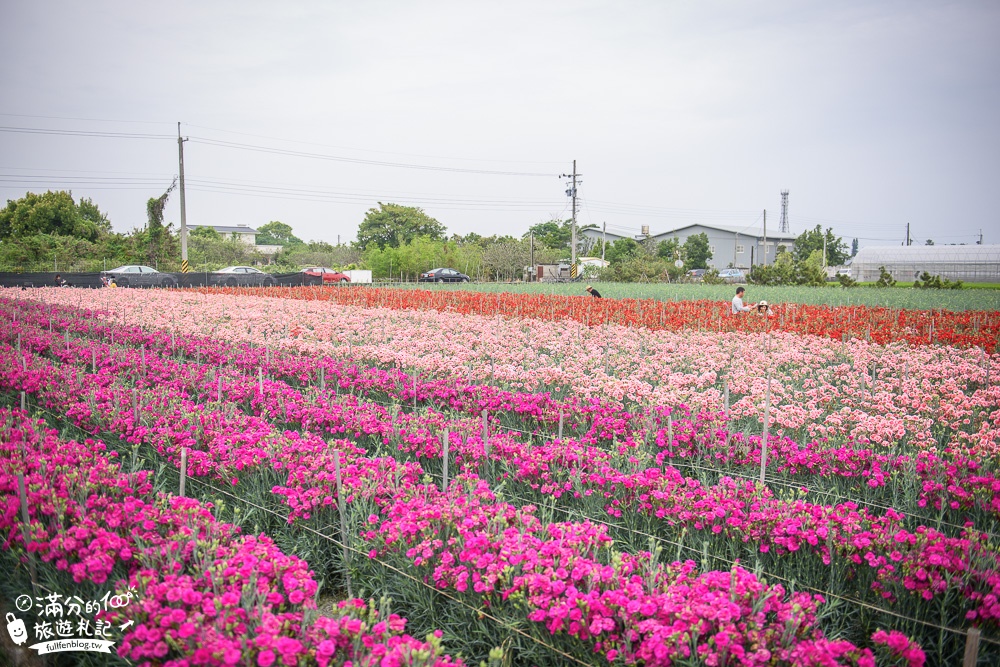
2, 0, 997, 248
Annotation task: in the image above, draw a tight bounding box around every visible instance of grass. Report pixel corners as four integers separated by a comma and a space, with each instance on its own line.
385, 281, 1000, 311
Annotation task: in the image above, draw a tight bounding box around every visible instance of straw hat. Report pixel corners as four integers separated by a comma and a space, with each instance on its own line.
758, 300, 769, 307
586, 285, 593, 290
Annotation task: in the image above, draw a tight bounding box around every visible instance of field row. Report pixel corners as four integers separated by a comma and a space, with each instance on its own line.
5, 293, 999, 664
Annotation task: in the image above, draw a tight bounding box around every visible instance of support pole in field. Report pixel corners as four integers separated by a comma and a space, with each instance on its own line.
333, 451, 353, 597
319, 366, 325, 392
667, 412, 673, 455
760, 375, 771, 484
92, 349, 97, 373
258, 367, 263, 396
16, 333, 20, 353
20, 391, 26, 412
217, 374, 223, 401
141, 345, 146, 375
132, 389, 138, 424
963, 627, 981, 667
17, 474, 38, 593
723, 378, 729, 419
179, 448, 187, 497
482, 410, 490, 456
442, 431, 449, 492
558, 410, 564, 440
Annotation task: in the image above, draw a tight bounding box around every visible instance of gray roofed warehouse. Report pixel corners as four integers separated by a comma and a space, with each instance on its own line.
851, 245, 1000, 283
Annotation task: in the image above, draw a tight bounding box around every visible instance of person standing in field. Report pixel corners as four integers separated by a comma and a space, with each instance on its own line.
731, 287, 753, 314
586, 285, 602, 298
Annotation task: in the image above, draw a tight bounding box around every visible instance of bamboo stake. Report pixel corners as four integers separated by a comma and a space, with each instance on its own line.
760, 374, 771, 484
333, 451, 353, 597
179, 448, 187, 497
482, 409, 489, 456
442, 431, 449, 492
963, 627, 980, 667
558, 410, 564, 440
17, 474, 38, 593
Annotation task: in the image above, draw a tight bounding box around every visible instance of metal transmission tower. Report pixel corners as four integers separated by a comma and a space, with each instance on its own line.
779, 190, 790, 234
559, 161, 582, 277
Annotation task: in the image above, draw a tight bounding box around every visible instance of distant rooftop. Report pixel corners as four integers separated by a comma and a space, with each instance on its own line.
192, 224, 259, 235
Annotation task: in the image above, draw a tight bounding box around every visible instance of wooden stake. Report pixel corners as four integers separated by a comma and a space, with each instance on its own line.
319, 366, 325, 392
963, 627, 981, 667
723, 378, 729, 419
333, 451, 353, 597
179, 448, 187, 497
558, 410, 564, 440
17, 474, 38, 593
760, 375, 771, 484
20, 391, 26, 412
482, 409, 489, 456
442, 431, 449, 492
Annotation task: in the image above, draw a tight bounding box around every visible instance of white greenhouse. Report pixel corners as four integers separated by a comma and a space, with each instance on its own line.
851, 245, 1000, 283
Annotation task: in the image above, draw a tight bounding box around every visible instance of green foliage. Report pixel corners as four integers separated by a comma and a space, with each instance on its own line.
355, 203, 446, 251
681, 233, 712, 270
600, 255, 670, 282
656, 238, 680, 261
851, 238, 859, 257
145, 179, 177, 266
874, 266, 897, 288
799, 249, 828, 286
0, 190, 108, 242
701, 269, 724, 285
362, 236, 483, 280
523, 219, 597, 253
794, 224, 849, 266
605, 238, 642, 265
256, 221, 304, 247
837, 273, 858, 288
912, 271, 962, 289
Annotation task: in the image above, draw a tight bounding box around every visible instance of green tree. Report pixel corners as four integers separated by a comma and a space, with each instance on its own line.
925, 239, 935, 246
0, 190, 105, 241
851, 238, 859, 256
256, 221, 303, 246
656, 238, 680, 261
605, 238, 642, 265
794, 225, 848, 266
143, 179, 178, 267
355, 203, 446, 251
682, 233, 713, 270
524, 219, 598, 254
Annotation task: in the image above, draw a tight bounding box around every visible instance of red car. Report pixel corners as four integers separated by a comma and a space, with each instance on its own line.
301, 267, 351, 284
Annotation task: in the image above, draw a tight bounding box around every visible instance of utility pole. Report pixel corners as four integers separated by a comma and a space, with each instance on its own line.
601, 221, 606, 262
979, 229, 983, 245
560, 161, 581, 277
529, 231, 534, 281
733, 232, 739, 268
906, 223, 910, 246
762, 209, 767, 267
177, 122, 189, 273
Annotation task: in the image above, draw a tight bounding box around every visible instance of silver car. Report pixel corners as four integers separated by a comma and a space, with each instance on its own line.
102, 265, 177, 288
212, 266, 276, 287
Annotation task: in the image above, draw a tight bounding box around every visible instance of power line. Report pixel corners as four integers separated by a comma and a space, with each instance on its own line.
183, 123, 565, 166
0, 126, 172, 140
187, 136, 557, 177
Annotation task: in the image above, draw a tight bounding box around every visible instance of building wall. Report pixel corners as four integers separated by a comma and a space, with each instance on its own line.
651, 225, 795, 270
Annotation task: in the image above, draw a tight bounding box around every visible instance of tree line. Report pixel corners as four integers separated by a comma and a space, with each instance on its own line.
0, 190, 851, 283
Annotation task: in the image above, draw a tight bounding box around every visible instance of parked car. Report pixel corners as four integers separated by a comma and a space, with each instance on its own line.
419, 268, 470, 283
213, 266, 276, 287
686, 269, 707, 280
717, 268, 746, 283
300, 267, 351, 284
102, 265, 177, 288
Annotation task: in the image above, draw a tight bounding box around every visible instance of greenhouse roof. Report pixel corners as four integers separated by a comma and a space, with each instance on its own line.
853, 244, 1000, 264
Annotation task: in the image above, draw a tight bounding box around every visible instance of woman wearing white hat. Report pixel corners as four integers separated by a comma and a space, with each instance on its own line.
755, 300, 775, 317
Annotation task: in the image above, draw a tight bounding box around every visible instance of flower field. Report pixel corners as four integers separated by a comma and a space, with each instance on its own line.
2, 286, 998, 666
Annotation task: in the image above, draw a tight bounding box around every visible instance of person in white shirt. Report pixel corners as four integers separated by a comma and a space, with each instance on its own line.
731, 287, 754, 314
